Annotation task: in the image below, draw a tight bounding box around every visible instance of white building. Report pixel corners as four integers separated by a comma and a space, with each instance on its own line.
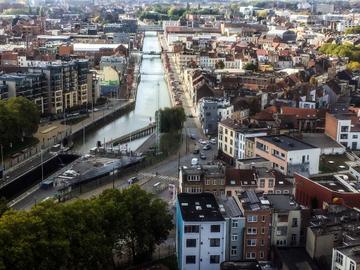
332, 245, 360, 270
176, 193, 227, 270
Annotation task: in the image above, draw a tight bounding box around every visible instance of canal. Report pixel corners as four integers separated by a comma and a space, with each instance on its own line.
74, 32, 171, 153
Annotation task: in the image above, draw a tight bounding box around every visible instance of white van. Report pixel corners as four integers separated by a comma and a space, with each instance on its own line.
191, 158, 199, 166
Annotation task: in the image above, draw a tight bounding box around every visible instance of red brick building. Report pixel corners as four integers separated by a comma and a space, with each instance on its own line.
295, 173, 360, 208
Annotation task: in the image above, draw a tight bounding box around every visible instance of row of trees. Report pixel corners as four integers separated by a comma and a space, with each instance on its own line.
0, 186, 173, 270
0, 97, 40, 149
345, 26, 360, 35
319, 43, 360, 62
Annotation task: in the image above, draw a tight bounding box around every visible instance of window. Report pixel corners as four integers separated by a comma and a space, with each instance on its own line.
350, 261, 355, 270
232, 234, 238, 241
261, 239, 264, 246
335, 252, 343, 265
268, 179, 274, 188
340, 134, 348, 139
247, 239, 256, 246
259, 179, 265, 188
186, 239, 196, 247
341, 126, 349, 132
232, 220, 239, 228
247, 228, 257, 235
211, 225, 220, 232
186, 256, 196, 264
246, 252, 256, 259
184, 225, 199, 233
262, 215, 266, 222
353, 135, 358, 139
212, 179, 217, 185
210, 238, 220, 247
260, 251, 264, 259
231, 246, 237, 255
247, 215, 257, 222
210, 255, 220, 264
292, 218, 298, 227
291, 234, 297, 243
205, 179, 210, 185
261, 227, 265, 234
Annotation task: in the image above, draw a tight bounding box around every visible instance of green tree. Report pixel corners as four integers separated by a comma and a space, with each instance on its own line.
347, 61, 360, 71
159, 107, 186, 133
215, 60, 225, 69
244, 62, 258, 71
345, 26, 360, 35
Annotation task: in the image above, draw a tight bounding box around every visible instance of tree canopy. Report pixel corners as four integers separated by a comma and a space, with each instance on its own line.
244, 62, 258, 71
345, 26, 360, 35
0, 97, 40, 148
319, 43, 360, 62
159, 107, 186, 133
0, 186, 173, 269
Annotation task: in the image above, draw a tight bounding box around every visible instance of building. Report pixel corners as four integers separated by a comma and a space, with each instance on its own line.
235, 191, 272, 261
179, 165, 225, 196
217, 196, 245, 261
176, 193, 226, 270
295, 173, 360, 209
220, 260, 262, 270
218, 119, 268, 164
266, 194, 301, 247
99, 56, 127, 73
198, 97, 233, 135
254, 135, 321, 176
332, 245, 360, 270
325, 112, 360, 150
0, 72, 47, 113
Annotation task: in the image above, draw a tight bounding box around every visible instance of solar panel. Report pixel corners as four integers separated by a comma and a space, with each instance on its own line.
247, 190, 259, 204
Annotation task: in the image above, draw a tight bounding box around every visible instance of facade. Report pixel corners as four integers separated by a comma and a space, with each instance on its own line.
0, 73, 47, 113
217, 196, 245, 261
325, 112, 360, 150
179, 165, 226, 196
332, 245, 360, 270
266, 194, 301, 247
176, 193, 227, 270
254, 135, 321, 176
28, 60, 90, 114
235, 191, 272, 261
100, 56, 127, 73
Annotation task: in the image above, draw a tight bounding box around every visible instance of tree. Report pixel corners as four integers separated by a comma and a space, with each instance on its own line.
215, 60, 225, 69
0, 186, 173, 269
159, 107, 186, 133
347, 61, 360, 71
244, 62, 257, 71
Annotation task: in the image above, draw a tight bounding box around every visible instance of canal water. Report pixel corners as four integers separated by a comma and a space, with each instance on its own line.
74, 32, 171, 153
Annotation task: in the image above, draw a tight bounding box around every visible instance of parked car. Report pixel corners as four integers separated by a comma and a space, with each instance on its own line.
210, 138, 217, 144
128, 177, 138, 185
191, 158, 199, 166
199, 139, 207, 145
190, 134, 196, 140
203, 144, 211, 150
193, 148, 200, 154
200, 152, 206, 160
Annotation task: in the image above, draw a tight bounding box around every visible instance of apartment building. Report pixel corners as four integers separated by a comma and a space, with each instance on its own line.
179, 165, 225, 196
325, 112, 360, 150
332, 245, 360, 270
176, 193, 226, 270
198, 97, 233, 135
254, 135, 321, 176
218, 119, 268, 164
28, 60, 90, 114
217, 196, 245, 261
0, 73, 47, 113
235, 191, 272, 261
266, 194, 301, 247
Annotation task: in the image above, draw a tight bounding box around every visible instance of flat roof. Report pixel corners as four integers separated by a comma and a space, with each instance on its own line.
73, 43, 124, 52
257, 135, 317, 151
178, 193, 225, 222
266, 194, 300, 211
301, 133, 345, 149
217, 196, 243, 218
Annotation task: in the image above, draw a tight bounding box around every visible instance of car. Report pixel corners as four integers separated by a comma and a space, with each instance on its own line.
191, 158, 199, 166
193, 148, 200, 154
210, 138, 217, 144
200, 153, 206, 160
128, 177, 138, 185
198, 139, 207, 145
203, 144, 211, 150
190, 134, 196, 140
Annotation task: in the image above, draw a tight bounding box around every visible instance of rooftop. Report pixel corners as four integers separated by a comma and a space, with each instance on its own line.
266, 194, 300, 211
309, 173, 360, 193
300, 133, 345, 150
217, 196, 243, 218
177, 193, 225, 222
336, 244, 360, 263
257, 135, 317, 151
238, 190, 270, 212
